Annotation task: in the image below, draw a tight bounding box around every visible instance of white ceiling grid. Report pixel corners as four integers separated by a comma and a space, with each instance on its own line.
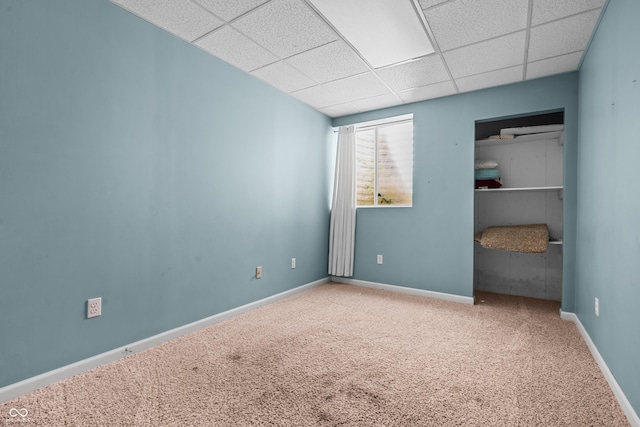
285, 41, 370, 85
110, 0, 606, 118
398, 80, 457, 103
456, 65, 523, 93
528, 9, 602, 61
195, 26, 277, 71
526, 51, 583, 80
425, 0, 529, 52
251, 60, 317, 93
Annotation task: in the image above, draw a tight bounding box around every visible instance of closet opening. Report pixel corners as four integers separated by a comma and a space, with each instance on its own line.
473, 110, 564, 301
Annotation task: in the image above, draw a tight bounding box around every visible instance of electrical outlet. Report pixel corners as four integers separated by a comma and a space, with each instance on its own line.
256, 266, 262, 279
377, 254, 383, 265
291, 258, 296, 269
595, 297, 599, 317
87, 297, 102, 318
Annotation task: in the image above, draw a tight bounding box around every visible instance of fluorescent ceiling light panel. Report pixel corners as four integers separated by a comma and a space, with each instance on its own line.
308, 0, 434, 68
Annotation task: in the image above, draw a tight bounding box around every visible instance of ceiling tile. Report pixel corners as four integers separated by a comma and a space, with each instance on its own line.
195, 26, 278, 72
291, 85, 342, 109
110, 0, 605, 117
309, 0, 435, 69
375, 55, 450, 92
232, 0, 338, 59
349, 93, 404, 112
526, 52, 583, 80
111, 0, 223, 42
419, 0, 451, 10
425, 0, 528, 51
285, 40, 370, 85
528, 10, 601, 62
251, 61, 316, 93
455, 65, 522, 93
531, 0, 605, 26
194, 0, 270, 22
319, 104, 362, 118
322, 73, 391, 105
444, 31, 526, 78
397, 80, 457, 103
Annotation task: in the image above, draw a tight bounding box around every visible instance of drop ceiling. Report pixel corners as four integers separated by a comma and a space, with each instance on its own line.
109, 0, 606, 118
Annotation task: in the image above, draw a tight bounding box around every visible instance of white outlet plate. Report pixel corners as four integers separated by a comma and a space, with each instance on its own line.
377, 255, 383, 265
256, 266, 262, 279
595, 297, 599, 317
291, 258, 296, 269
87, 297, 102, 318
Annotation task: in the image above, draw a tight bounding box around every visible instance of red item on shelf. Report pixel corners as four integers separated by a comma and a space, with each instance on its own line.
475, 179, 502, 189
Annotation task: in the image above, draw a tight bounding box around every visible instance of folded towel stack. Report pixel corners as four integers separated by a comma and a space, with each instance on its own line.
474, 159, 501, 188
475, 168, 500, 180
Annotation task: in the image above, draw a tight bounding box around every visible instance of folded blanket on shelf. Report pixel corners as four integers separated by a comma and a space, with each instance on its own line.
475, 224, 549, 253
475, 159, 499, 169
475, 179, 502, 189
474, 168, 500, 180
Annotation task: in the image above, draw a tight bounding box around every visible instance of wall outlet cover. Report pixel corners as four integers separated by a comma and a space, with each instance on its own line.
87, 297, 102, 318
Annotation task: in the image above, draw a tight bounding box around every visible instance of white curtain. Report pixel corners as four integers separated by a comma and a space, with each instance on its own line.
328, 125, 356, 277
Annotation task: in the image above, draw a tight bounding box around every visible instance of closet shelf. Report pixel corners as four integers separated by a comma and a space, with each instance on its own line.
475, 239, 563, 245
475, 131, 563, 147
475, 185, 563, 192
474, 239, 563, 246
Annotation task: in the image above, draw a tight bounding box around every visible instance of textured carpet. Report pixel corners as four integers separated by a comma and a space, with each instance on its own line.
1, 284, 630, 426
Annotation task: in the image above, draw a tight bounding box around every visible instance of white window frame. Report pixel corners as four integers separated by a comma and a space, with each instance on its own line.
353, 113, 414, 208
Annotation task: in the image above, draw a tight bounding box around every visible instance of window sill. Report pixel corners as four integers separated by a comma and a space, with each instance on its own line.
357, 205, 413, 209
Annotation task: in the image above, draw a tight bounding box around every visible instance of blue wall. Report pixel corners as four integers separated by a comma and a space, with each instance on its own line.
333, 74, 579, 306
6, 1, 637, 416
577, 0, 640, 414
0, 0, 332, 388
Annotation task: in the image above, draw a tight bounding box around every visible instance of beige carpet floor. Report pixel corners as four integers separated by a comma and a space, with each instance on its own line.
0, 283, 630, 426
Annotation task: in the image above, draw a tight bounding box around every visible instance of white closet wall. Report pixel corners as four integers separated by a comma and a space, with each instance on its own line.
474, 130, 564, 301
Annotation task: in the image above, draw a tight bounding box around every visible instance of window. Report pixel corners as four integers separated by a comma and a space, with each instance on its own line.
355, 115, 413, 207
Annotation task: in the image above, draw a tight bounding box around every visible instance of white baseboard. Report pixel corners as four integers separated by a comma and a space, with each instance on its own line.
332, 277, 475, 305
0, 277, 330, 403
560, 310, 640, 427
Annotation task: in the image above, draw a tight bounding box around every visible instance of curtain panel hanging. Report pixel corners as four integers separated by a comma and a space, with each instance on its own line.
328, 125, 357, 277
